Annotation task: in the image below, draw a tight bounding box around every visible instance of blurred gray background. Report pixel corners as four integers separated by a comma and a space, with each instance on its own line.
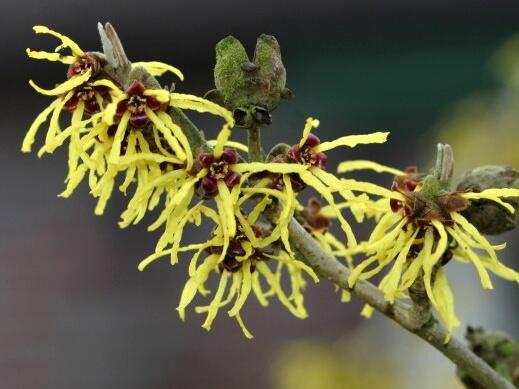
1, 1, 519, 388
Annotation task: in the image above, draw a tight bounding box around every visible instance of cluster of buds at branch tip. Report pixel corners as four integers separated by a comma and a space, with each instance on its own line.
205, 34, 292, 128
458, 326, 519, 388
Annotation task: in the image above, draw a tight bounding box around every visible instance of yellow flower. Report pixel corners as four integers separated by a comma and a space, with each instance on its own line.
23, 26, 186, 157
139, 205, 318, 338
23, 24, 117, 153
87, 75, 235, 215
26, 25, 98, 97
23, 26, 198, 214
122, 123, 301, 260
232, 117, 390, 248
348, 173, 519, 341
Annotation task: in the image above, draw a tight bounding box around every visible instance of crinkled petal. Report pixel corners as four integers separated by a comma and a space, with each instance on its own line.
29, 69, 92, 96
316, 132, 389, 152
33, 25, 84, 56
337, 160, 403, 176
133, 61, 184, 80
299, 117, 320, 147
26, 49, 76, 64
170, 93, 234, 125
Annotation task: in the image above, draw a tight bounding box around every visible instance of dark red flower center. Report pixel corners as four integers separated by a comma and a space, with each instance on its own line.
205, 222, 264, 273
287, 134, 327, 169
116, 80, 165, 128
197, 149, 241, 197
66, 55, 99, 79
63, 85, 110, 114
389, 171, 468, 227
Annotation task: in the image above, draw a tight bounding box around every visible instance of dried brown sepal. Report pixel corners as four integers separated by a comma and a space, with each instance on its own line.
296, 198, 331, 233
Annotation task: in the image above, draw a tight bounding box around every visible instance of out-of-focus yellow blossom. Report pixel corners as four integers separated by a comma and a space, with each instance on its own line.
272, 339, 403, 389
348, 172, 519, 341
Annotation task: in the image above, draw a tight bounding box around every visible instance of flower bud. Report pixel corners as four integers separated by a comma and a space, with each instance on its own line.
220, 148, 239, 164
456, 165, 519, 235
206, 34, 292, 128
198, 153, 214, 168
224, 172, 241, 188
304, 134, 321, 148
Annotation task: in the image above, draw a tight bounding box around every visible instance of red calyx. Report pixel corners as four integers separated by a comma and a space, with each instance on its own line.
390, 198, 402, 213
146, 95, 162, 110
287, 145, 301, 162
304, 133, 321, 148
127, 80, 146, 96
224, 172, 241, 188
129, 113, 149, 128
313, 152, 327, 169
198, 153, 215, 169
220, 149, 239, 164
201, 176, 218, 195
63, 95, 79, 111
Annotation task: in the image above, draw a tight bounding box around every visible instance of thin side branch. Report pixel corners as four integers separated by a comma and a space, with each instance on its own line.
247, 126, 264, 162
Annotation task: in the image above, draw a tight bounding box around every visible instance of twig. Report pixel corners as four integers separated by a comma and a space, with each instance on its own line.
247, 126, 264, 162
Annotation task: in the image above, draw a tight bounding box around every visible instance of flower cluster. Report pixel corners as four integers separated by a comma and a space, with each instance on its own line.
342, 168, 519, 340
22, 26, 519, 340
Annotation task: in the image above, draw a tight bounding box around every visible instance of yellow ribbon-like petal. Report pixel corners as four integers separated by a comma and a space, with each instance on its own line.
316, 132, 389, 152
26, 49, 76, 64
337, 160, 403, 176
133, 61, 184, 80
170, 93, 234, 125
22, 98, 61, 152
29, 69, 92, 96
299, 117, 320, 147
33, 25, 84, 56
